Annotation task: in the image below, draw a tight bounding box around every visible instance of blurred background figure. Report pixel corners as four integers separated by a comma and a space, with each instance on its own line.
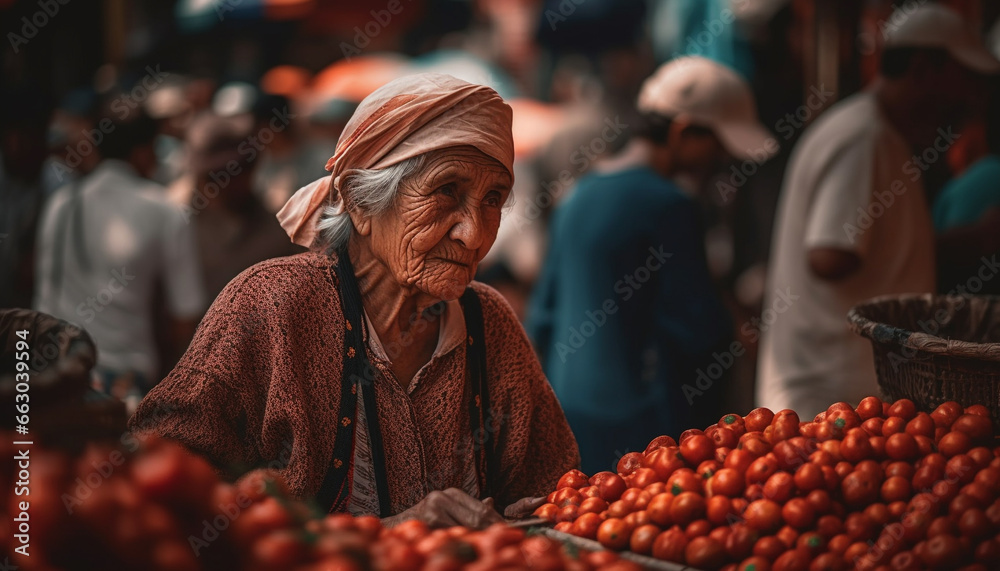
756, 4, 1000, 419
527, 57, 775, 473
33, 101, 207, 412
168, 111, 303, 302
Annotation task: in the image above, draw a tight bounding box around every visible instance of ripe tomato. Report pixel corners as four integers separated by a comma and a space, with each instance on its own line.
652, 527, 688, 562
579, 497, 609, 515
931, 402, 963, 429
793, 463, 824, 493
844, 513, 876, 541
882, 416, 907, 437
806, 489, 834, 515
885, 461, 915, 480
841, 430, 874, 463
746, 407, 775, 432
913, 464, 945, 491
857, 396, 884, 420
901, 510, 932, 544
686, 536, 726, 570
965, 404, 991, 417
578, 485, 601, 499
864, 503, 891, 526
549, 487, 582, 507
753, 535, 787, 560
827, 407, 861, 431
708, 468, 745, 498
645, 481, 667, 496
646, 492, 674, 526
645, 447, 686, 481
591, 471, 628, 502
644, 435, 677, 454
631, 467, 660, 489
711, 427, 740, 449
926, 516, 958, 537
622, 488, 652, 511
623, 510, 651, 531
556, 504, 579, 523
763, 472, 795, 504
772, 547, 811, 571
629, 523, 661, 555
946, 454, 977, 484
828, 533, 851, 555
886, 432, 919, 461
888, 399, 917, 420
557, 469, 590, 490
596, 518, 631, 551
881, 475, 911, 503
939, 431, 973, 457
617, 452, 644, 477
739, 434, 772, 458
667, 469, 704, 495
842, 470, 880, 507
952, 414, 993, 443
739, 555, 773, 571
697, 460, 721, 480
746, 455, 780, 486
957, 508, 991, 539
670, 492, 706, 526
782, 498, 816, 529
906, 412, 935, 438
684, 518, 712, 539
533, 503, 559, 521
921, 534, 964, 569
607, 500, 632, 519
968, 447, 994, 470
860, 417, 885, 437
680, 434, 716, 466
744, 499, 782, 533
571, 512, 603, 540
974, 538, 1000, 565
815, 514, 843, 539
707, 495, 734, 525
771, 410, 801, 442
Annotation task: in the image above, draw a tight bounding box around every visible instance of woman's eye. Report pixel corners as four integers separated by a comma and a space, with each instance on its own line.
483, 191, 502, 207
436, 183, 457, 198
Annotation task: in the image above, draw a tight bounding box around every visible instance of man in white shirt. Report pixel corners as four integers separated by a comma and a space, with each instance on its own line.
34, 107, 206, 405
757, 4, 999, 419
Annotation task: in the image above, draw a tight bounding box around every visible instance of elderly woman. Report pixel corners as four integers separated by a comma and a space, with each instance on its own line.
129, 74, 579, 527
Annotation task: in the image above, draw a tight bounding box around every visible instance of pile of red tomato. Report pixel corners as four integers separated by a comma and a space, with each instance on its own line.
534, 398, 1000, 571
1, 435, 639, 571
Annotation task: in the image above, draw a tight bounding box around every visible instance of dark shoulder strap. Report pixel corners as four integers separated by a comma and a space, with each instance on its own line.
459, 287, 498, 499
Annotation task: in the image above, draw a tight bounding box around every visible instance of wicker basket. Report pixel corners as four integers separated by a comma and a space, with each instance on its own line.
847, 294, 1000, 423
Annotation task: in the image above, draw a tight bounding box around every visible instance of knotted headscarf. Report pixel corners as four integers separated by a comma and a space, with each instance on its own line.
277, 73, 515, 248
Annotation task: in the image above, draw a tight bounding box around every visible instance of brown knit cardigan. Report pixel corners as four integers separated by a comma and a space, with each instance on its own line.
128, 251, 579, 514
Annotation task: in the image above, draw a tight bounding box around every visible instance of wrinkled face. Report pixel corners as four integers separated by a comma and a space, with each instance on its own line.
362, 146, 512, 301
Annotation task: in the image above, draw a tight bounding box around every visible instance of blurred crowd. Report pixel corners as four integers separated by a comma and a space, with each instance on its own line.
2, 0, 1000, 472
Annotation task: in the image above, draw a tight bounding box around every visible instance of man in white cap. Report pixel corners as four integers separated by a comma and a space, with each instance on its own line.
527, 56, 776, 473
757, 4, 999, 419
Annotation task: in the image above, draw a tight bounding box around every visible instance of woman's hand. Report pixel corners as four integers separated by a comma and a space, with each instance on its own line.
383, 488, 504, 529
503, 496, 547, 519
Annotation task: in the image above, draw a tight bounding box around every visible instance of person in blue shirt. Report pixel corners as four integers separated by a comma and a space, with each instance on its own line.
527, 57, 777, 473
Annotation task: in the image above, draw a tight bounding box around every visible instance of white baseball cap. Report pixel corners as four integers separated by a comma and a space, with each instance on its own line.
883, 3, 1000, 75
637, 56, 776, 161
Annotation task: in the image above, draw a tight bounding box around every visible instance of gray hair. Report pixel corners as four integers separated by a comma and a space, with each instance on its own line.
316, 155, 426, 251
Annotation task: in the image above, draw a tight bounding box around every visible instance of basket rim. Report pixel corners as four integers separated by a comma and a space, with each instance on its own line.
847, 293, 1000, 362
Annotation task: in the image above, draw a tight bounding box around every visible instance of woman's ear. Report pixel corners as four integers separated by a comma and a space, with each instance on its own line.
347, 206, 372, 237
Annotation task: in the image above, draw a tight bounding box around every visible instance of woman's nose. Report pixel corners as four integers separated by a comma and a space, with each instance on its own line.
450, 208, 485, 251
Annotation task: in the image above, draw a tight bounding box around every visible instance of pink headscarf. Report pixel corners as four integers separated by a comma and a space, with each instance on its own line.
277, 73, 515, 248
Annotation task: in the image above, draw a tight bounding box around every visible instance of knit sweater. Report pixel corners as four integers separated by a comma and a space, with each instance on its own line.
128, 251, 579, 514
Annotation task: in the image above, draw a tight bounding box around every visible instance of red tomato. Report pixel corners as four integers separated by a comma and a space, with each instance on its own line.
667, 469, 704, 495
686, 536, 726, 570
651, 527, 688, 562
556, 504, 579, 523
596, 518, 631, 550
946, 454, 977, 484
645, 481, 667, 497
888, 399, 917, 420
793, 463, 824, 493
739, 556, 774, 571
680, 434, 716, 466
842, 470, 880, 507
806, 489, 834, 515
533, 503, 559, 521
828, 533, 852, 555
753, 535, 787, 560
921, 534, 964, 569
939, 431, 973, 457
621, 488, 652, 510
725, 524, 758, 560
782, 498, 816, 530
631, 467, 660, 489
952, 414, 993, 443
746, 455, 780, 486
772, 547, 811, 571
913, 464, 945, 491
861, 417, 885, 436
684, 518, 712, 539
906, 412, 935, 438
845, 513, 876, 541
708, 468, 745, 498
881, 476, 912, 503
578, 485, 601, 498
763, 472, 795, 504
646, 492, 674, 527
644, 435, 677, 454
557, 469, 590, 490
645, 447, 686, 481
697, 460, 721, 480
591, 471, 628, 502
616, 452, 644, 477
931, 402, 963, 429
707, 495, 734, 525
815, 514, 843, 539
607, 499, 632, 519
841, 430, 874, 463
886, 432, 919, 461
571, 512, 603, 539
744, 499, 782, 533
881, 416, 907, 437
857, 396, 884, 420
740, 435, 772, 458
629, 523, 661, 555
827, 407, 862, 431
746, 408, 775, 432
885, 461, 915, 480
771, 410, 801, 442
958, 508, 992, 539
670, 491, 706, 526
579, 497, 609, 515
711, 427, 740, 449
864, 503, 891, 526
549, 488, 582, 508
